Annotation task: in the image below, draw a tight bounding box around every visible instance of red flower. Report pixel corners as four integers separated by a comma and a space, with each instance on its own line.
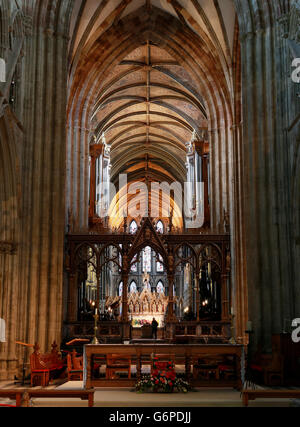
169, 382, 173, 387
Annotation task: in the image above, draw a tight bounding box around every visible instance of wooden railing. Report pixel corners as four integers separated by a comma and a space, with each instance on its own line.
173, 321, 231, 341
64, 321, 123, 342
0, 389, 95, 407
64, 320, 231, 343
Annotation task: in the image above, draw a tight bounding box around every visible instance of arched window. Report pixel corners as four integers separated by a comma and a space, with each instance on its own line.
156, 220, 164, 234
118, 247, 122, 273
0, 58, 5, 83
156, 253, 164, 272
119, 281, 123, 296
130, 281, 137, 293
129, 220, 138, 234
142, 246, 152, 272
157, 281, 165, 294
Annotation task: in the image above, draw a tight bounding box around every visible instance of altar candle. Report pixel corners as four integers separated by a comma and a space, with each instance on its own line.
95, 308, 98, 315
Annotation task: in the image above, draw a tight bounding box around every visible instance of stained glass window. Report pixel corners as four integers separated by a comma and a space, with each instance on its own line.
119, 281, 123, 296
130, 281, 137, 293
157, 281, 165, 294
131, 253, 138, 272
156, 220, 164, 234
142, 246, 152, 272
156, 253, 164, 272
129, 220, 138, 234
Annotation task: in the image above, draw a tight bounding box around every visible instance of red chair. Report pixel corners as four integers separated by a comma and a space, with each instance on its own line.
67, 349, 83, 381
30, 344, 50, 387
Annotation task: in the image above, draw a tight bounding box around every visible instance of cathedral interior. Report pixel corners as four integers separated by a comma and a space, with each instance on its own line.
0, 0, 300, 402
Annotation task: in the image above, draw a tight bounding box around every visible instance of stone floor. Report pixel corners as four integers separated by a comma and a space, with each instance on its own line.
0, 381, 299, 407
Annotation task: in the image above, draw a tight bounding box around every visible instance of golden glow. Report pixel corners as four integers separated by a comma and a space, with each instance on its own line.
108, 181, 183, 229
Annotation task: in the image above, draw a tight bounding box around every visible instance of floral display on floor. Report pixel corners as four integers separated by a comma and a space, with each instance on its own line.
136, 360, 190, 393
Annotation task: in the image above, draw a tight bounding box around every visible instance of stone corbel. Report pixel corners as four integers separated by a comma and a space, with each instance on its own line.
278, 13, 290, 39
289, 2, 300, 44
0, 241, 17, 255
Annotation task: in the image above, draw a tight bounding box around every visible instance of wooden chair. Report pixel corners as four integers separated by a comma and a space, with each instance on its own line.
263, 350, 284, 386
67, 349, 83, 381
30, 344, 50, 387
250, 345, 284, 386
192, 357, 220, 380
106, 354, 131, 379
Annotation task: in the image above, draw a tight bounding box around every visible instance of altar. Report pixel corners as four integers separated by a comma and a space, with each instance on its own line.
83, 343, 244, 390
106, 272, 170, 328
128, 287, 168, 328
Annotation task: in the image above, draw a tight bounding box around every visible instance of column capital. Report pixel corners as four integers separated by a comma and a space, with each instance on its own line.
90, 143, 103, 158
194, 139, 209, 156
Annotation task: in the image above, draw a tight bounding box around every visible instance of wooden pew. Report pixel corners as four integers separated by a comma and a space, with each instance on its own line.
242, 389, 300, 407
27, 389, 95, 407
0, 388, 95, 407
0, 390, 24, 407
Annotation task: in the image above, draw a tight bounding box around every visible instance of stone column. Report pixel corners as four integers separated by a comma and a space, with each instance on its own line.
88, 144, 103, 220
166, 274, 177, 322
17, 18, 72, 353
202, 154, 210, 226
236, 3, 296, 351
195, 276, 200, 322
67, 273, 77, 323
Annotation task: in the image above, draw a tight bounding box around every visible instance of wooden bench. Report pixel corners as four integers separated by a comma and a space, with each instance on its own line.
0, 390, 24, 407
242, 389, 300, 406
0, 389, 95, 407
27, 389, 95, 407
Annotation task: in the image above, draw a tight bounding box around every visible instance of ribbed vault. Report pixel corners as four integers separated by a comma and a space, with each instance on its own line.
67, 1, 238, 227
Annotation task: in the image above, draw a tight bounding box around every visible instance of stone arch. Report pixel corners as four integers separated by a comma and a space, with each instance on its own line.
66, 6, 234, 233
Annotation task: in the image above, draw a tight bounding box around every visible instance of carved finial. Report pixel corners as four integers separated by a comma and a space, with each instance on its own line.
223, 210, 230, 233
33, 343, 40, 353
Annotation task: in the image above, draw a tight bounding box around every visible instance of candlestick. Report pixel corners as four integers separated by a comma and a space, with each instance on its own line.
208, 262, 211, 277
92, 311, 99, 345
229, 313, 236, 345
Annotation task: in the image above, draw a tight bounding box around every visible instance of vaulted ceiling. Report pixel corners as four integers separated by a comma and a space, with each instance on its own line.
68, 0, 238, 201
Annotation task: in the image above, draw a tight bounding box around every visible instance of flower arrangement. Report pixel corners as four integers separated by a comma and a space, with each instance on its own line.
136, 360, 190, 393
132, 319, 151, 327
